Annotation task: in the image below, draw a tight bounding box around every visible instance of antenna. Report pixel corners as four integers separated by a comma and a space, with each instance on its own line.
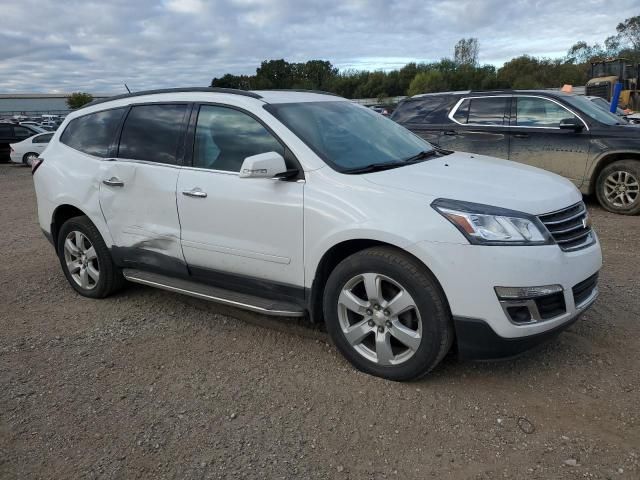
124, 83, 131, 93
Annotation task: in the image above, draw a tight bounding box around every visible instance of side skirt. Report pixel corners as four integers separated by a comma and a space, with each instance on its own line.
123, 268, 306, 317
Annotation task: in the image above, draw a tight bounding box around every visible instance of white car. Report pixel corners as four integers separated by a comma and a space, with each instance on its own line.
33, 88, 602, 381
10, 132, 54, 165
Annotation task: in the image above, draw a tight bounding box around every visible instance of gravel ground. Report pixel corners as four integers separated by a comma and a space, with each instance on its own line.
1, 163, 639, 479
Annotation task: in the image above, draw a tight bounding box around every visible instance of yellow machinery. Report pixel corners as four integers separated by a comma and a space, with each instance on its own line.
586, 58, 640, 111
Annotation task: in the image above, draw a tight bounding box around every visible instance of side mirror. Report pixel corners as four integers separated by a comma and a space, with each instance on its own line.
239, 151, 289, 179
559, 117, 583, 131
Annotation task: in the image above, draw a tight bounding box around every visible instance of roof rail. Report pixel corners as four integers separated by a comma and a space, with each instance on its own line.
84, 87, 263, 108
469, 89, 515, 94
260, 89, 341, 97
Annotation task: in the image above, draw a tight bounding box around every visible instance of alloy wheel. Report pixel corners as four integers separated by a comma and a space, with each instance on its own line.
63, 231, 100, 290
604, 170, 639, 207
24, 153, 38, 167
337, 272, 422, 366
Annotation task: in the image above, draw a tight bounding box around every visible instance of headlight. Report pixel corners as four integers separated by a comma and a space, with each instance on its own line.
432, 198, 552, 246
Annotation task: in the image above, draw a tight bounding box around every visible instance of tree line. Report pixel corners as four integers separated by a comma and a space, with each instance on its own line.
211, 15, 640, 100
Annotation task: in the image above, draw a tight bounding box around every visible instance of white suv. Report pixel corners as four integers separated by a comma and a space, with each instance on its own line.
33, 88, 602, 381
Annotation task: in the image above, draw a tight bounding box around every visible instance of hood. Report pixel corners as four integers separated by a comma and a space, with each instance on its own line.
362, 152, 581, 215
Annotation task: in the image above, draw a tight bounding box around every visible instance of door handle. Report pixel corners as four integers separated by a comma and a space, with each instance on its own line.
102, 177, 124, 187
513, 133, 529, 139
443, 130, 458, 136
182, 188, 207, 198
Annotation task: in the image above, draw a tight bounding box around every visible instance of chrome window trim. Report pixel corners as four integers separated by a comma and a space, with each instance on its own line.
180, 165, 239, 176
102, 157, 181, 169
447, 94, 590, 131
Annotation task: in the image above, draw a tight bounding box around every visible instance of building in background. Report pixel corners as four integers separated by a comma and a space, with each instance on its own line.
0, 93, 111, 118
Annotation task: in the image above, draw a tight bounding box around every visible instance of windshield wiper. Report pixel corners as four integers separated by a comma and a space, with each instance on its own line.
342, 161, 405, 174
401, 149, 439, 164
343, 150, 439, 174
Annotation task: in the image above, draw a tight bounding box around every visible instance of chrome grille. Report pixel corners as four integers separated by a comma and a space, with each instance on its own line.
538, 202, 594, 252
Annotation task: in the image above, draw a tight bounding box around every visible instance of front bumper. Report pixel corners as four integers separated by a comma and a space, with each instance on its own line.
406, 236, 602, 356
453, 286, 597, 359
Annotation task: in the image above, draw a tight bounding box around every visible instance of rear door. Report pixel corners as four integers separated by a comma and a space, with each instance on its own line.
437, 95, 511, 160
99, 103, 190, 275
508, 96, 591, 186
30, 133, 54, 154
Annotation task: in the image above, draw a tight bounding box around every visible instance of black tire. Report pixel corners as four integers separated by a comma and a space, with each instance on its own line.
22, 152, 38, 166
323, 246, 453, 381
57, 215, 125, 298
595, 160, 640, 215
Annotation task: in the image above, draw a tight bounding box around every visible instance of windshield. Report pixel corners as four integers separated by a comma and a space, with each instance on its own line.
563, 95, 622, 126
590, 96, 626, 116
265, 101, 433, 172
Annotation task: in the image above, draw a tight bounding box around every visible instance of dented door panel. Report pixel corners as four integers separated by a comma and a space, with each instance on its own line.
99, 160, 187, 274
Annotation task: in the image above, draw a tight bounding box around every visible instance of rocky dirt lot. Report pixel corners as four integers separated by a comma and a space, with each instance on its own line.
1, 163, 638, 479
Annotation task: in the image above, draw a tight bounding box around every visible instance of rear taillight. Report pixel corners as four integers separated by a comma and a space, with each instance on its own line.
31, 157, 43, 175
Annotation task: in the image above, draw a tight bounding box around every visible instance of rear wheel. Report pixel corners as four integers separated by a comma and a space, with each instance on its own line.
596, 160, 640, 215
57, 216, 125, 298
323, 247, 453, 381
22, 152, 38, 166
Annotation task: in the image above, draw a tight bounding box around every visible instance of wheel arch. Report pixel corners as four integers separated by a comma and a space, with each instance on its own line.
51, 204, 88, 247
588, 151, 640, 194
308, 239, 450, 324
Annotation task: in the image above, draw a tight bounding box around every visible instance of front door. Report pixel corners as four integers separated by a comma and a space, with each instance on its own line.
176, 104, 304, 290
438, 95, 511, 160
508, 96, 591, 187
99, 103, 190, 275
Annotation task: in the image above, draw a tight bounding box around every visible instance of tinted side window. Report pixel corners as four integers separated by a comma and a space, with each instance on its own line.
452, 99, 470, 123
393, 97, 447, 124
0, 124, 13, 137
14, 126, 33, 140
60, 108, 126, 157
515, 97, 575, 128
193, 105, 283, 172
33, 133, 54, 144
118, 104, 187, 165
466, 97, 508, 125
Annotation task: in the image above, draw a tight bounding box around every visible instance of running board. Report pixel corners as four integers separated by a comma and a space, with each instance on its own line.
122, 269, 305, 317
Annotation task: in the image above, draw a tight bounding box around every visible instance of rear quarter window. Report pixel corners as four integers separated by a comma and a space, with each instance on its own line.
60, 107, 126, 157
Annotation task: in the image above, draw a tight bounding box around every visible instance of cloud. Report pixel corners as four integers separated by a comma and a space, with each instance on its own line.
0, 0, 636, 92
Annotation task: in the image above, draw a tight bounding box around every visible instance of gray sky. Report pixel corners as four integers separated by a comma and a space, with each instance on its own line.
1, 0, 637, 93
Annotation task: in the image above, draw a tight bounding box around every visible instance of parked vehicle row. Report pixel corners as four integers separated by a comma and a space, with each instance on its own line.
33, 88, 601, 381
0, 122, 48, 163
10, 132, 53, 165
392, 89, 640, 215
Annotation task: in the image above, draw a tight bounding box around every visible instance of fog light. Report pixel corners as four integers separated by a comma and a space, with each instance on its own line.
496, 285, 566, 324
506, 306, 532, 323
494, 285, 563, 300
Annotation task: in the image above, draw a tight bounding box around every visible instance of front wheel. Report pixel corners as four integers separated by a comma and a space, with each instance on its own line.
323, 247, 453, 381
596, 160, 640, 215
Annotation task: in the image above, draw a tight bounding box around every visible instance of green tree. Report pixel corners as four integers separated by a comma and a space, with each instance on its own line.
66, 92, 93, 109
617, 15, 640, 51
255, 59, 294, 89
454, 38, 479, 66
408, 70, 447, 96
